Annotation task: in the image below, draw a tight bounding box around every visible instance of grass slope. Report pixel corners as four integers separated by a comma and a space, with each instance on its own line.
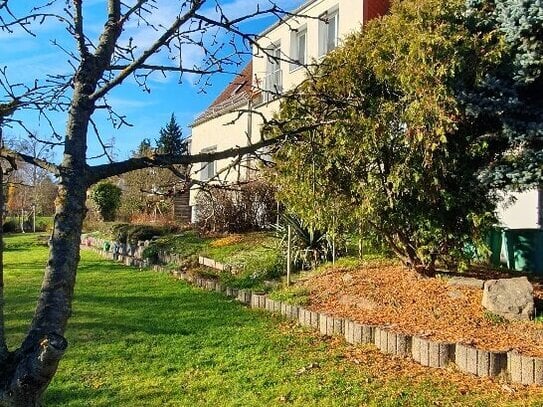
3, 234, 540, 406
144, 231, 283, 288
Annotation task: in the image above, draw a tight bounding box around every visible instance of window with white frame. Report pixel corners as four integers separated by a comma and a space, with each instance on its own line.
200, 146, 217, 180
264, 43, 282, 100
318, 8, 339, 57
290, 27, 307, 71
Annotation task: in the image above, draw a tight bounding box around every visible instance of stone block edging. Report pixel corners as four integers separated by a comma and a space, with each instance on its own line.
199, 256, 230, 272
280, 303, 300, 320
251, 294, 267, 309
412, 336, 455, 368
318, 313, 344, 336
374, 327, 411, 357
80, 240, 543, 386
298, 308, 319, 329
265, 298, 282, 313
455, 343, 507, 378
508, 351, 543, 385
344, 320, 375, 345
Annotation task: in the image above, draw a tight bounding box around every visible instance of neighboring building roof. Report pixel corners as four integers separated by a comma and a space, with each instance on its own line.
191, 62, 253, 127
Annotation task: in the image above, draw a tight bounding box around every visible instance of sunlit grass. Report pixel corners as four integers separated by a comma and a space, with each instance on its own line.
3, 234, 540, 406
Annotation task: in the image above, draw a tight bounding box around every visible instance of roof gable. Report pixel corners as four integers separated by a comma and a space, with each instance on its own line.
192, 62, 253, 126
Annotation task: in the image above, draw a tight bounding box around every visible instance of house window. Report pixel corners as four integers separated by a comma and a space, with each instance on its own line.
264, 43, 282, 101
319, 8, 339, 56
290, 27, 307, 71
200, 146, 217, 180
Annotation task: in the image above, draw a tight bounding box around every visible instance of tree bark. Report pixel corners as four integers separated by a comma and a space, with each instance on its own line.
0, 130, 7, 364
0, 150, 88, 406
0, 47, 96, 405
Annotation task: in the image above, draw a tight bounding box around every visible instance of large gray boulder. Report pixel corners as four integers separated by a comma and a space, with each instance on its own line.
482, 277, 534, 321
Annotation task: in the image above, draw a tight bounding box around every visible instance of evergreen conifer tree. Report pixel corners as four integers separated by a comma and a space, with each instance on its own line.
464, 0, 543, 190
156, 114, 186, 156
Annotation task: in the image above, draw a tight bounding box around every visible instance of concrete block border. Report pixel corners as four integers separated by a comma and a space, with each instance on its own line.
412, 336, 455, 368
298, 308, 319, 329
265, 298, 282, 313
199, 256, 230, 272
374, 327, 411, 357
455, 343, 507, 378
236, 289, 252, 305
318, 313, 344, 336
280, 303, 300, 320
80, 239, 543, 387
251, 294, 267, 309
344, 320, 375, 345
508, 351, 543, 385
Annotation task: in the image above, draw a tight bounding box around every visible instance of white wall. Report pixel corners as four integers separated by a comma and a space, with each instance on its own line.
252, 0, 364, 94
498, 189, 541, 229
189, 105, 251, 206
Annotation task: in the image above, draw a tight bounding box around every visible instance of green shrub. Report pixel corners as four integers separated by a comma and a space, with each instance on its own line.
2, 219, 18, 233
111, 223, 177, 244
269, 286, 310, 306
90, 181, 122, 221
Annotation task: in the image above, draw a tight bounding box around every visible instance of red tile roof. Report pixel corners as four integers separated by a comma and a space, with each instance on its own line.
192, 62, 253, 126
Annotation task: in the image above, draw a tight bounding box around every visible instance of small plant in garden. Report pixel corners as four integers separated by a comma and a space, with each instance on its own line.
275, 213, 345, 270
269, 286, 310, 306
90, 181, 122, 221
483, 311, 508, 325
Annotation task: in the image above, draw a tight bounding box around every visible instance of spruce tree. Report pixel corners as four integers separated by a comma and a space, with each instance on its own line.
156, 114, 186, 156
463, 0, 543, 190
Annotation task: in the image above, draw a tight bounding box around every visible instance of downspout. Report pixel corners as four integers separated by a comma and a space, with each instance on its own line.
246, 97, 253, 181
538, 187, 542, 229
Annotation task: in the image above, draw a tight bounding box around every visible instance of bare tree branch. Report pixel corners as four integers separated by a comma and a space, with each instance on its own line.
90, 0, 205, 101
0, 147, 60, 176
87, 133, 284, 184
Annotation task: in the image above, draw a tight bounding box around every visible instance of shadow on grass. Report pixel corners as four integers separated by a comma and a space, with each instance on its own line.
68, 290, 261, 337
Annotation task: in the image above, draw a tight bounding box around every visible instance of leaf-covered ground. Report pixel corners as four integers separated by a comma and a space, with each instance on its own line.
4, 234, 543, 406
294, 258, 543, 357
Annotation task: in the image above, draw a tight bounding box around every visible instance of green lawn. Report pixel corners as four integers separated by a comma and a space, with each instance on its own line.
3, 234, 541, 406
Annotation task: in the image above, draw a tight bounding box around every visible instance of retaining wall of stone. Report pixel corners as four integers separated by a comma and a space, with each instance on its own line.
82, 239, 543, 386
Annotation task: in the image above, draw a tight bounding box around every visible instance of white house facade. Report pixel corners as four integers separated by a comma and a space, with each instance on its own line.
499, 190, 542, 229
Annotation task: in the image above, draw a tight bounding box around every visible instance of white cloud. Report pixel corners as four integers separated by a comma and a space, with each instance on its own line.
106, 96, 158, 111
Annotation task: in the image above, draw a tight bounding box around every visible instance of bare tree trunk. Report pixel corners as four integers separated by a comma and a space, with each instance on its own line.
0, 0, 292, 403
0, 54, 93, 404
0, 176, 86, 406
0, 127, 7, 364
1, 180, 85, 406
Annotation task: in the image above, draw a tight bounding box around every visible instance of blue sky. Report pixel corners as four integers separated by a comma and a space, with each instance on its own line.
1, 0, 302, 163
